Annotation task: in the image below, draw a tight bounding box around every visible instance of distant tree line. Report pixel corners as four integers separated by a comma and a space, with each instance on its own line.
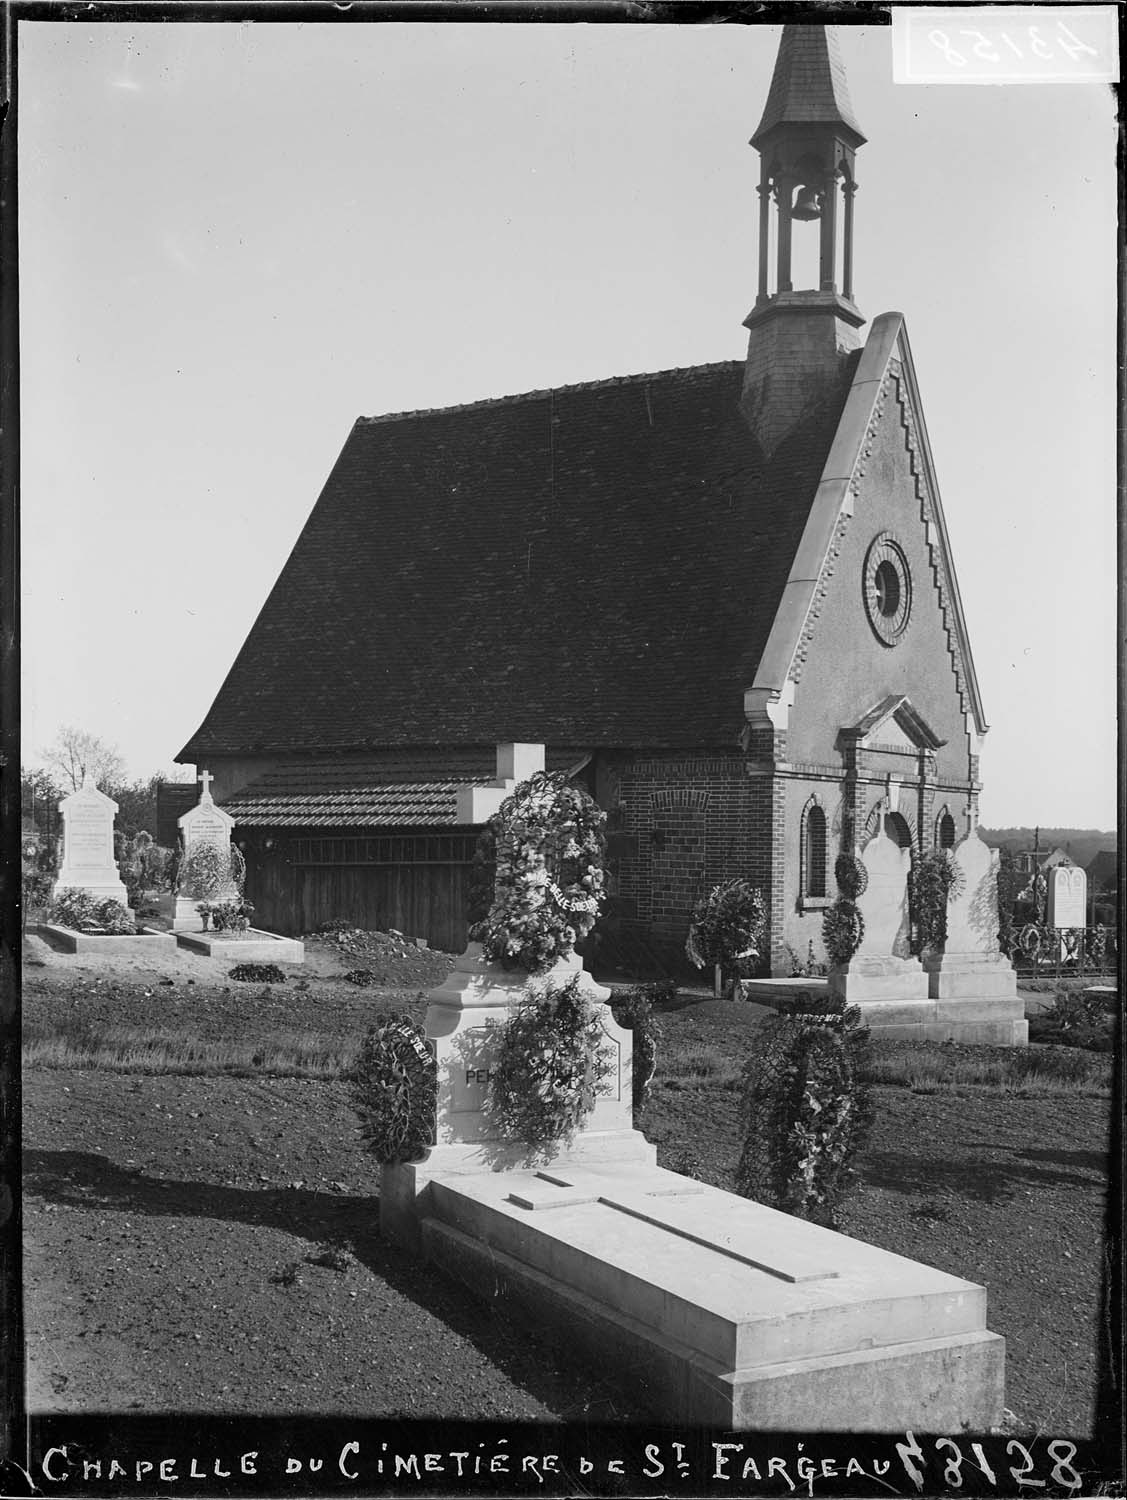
21, 725, 192, 848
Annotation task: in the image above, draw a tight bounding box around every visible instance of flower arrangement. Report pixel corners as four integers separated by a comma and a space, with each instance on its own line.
349, 1013, 437, 1164
473, 771, 606, 973
484, 975, 614, 1156
685, 879, 766, 991
736, 995, 873, 1228
209, 900, 255, 934
46, 888, 137, 935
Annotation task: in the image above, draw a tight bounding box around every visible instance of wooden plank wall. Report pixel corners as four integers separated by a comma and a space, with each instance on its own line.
241, 834, 473, 953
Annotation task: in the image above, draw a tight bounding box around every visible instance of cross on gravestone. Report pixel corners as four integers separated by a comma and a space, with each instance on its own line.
197, 770, 214, 799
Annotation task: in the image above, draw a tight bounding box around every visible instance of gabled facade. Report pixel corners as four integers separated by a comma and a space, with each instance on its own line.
178, 26, 990, 972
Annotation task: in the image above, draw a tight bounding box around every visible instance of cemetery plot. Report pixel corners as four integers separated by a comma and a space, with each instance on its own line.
20, 935, 1111, 1433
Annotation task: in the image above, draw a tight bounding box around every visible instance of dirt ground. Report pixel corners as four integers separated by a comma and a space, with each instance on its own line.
19, 931, 1117, 1435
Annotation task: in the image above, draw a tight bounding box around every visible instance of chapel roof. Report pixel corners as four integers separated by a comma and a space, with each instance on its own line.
177, 358, 857, 764
751, 25, 865, 148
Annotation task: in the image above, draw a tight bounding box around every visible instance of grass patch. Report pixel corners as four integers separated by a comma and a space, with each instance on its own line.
658, 1043, 743, 1090
22, 1017, 358, 1079
863, 1040, 1111, 1096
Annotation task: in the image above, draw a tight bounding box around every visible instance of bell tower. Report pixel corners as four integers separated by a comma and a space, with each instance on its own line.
740, 25, 867, 456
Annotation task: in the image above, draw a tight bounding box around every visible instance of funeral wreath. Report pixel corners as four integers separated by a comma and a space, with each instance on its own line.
485, 975, 614, 1156
472, 770, 606, 973
737, 993, 873, 1229
349, 1012, 437, 1165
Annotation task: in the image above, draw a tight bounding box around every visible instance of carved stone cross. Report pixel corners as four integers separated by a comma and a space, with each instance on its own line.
198, 769, 214, 800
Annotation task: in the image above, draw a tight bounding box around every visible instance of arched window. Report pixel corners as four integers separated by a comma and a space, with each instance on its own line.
887, 811, 913, 850
937, 810, 956, 849
802, 802, 828, 898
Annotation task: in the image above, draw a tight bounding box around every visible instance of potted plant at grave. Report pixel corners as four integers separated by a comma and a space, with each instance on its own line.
685, 879, 766, 999
473, 771, 614, 1154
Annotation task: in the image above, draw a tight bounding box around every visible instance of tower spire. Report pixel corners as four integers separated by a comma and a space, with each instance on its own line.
740, 25, 868, 456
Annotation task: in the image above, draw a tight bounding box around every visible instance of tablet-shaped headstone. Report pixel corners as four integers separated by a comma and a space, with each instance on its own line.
52, 776, 130, 906
1046, 865, 1086, 930
943, 832, 1003, 957
856, 825, 912, 959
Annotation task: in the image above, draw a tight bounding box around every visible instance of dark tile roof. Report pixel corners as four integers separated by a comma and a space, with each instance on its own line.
222, 749, 586, 828
179, 358, 855, 762
751, 26, 865, 147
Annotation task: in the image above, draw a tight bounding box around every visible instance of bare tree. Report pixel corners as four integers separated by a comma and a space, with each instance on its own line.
40, 725, 126, 793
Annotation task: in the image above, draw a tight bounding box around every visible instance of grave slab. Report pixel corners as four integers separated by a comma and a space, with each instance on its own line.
36, 924, 178, 957
173, 928, 305, 963
417, 1164, 1004, 1431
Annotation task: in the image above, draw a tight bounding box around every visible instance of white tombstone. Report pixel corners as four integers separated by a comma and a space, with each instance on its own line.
923, 834, 1022, 1037
827, 818, 928, 1004
51, 775, 130, 909
1047, 864, 1087, 930
381, 754, 654, 1249
167, 770, 238, 930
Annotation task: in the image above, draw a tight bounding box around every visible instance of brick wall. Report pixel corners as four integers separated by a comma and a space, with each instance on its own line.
599, 750, 781, 968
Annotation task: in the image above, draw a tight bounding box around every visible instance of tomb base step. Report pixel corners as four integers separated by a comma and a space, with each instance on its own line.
415, 1164, 1005, 1431
172, 929, 305, 963
741, 987, 1028, 1046
855, 999, 1028, 1046
35, 924, 177, 957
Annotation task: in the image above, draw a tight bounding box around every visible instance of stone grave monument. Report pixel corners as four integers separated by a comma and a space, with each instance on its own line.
164, 771, 238, 931
1047, 864, 1087, 930
922, 828, 1027, 1046
51, 774, 131, 909
827, 812, 929, 1011
380, 745, 1005, 1432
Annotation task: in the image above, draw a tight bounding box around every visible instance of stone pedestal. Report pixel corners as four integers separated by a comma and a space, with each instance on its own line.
51, 777, 131, 910
381, 944, 655, 1249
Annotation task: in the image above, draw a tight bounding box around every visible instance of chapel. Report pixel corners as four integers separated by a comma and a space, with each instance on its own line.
177, 25, 989, 973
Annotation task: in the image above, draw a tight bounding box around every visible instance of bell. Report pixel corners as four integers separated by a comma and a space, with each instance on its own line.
791, 185, 822, 221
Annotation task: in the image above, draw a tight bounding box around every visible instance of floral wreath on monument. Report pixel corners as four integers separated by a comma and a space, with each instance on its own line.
470, 770, 607, 974
469, 771, 614, 1156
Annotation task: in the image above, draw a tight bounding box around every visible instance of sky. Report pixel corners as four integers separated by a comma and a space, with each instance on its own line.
18, 15, 1119, 828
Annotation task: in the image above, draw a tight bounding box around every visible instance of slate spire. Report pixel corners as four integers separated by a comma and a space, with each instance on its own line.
751, 24, 865, 149
740, 25, 867, 458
